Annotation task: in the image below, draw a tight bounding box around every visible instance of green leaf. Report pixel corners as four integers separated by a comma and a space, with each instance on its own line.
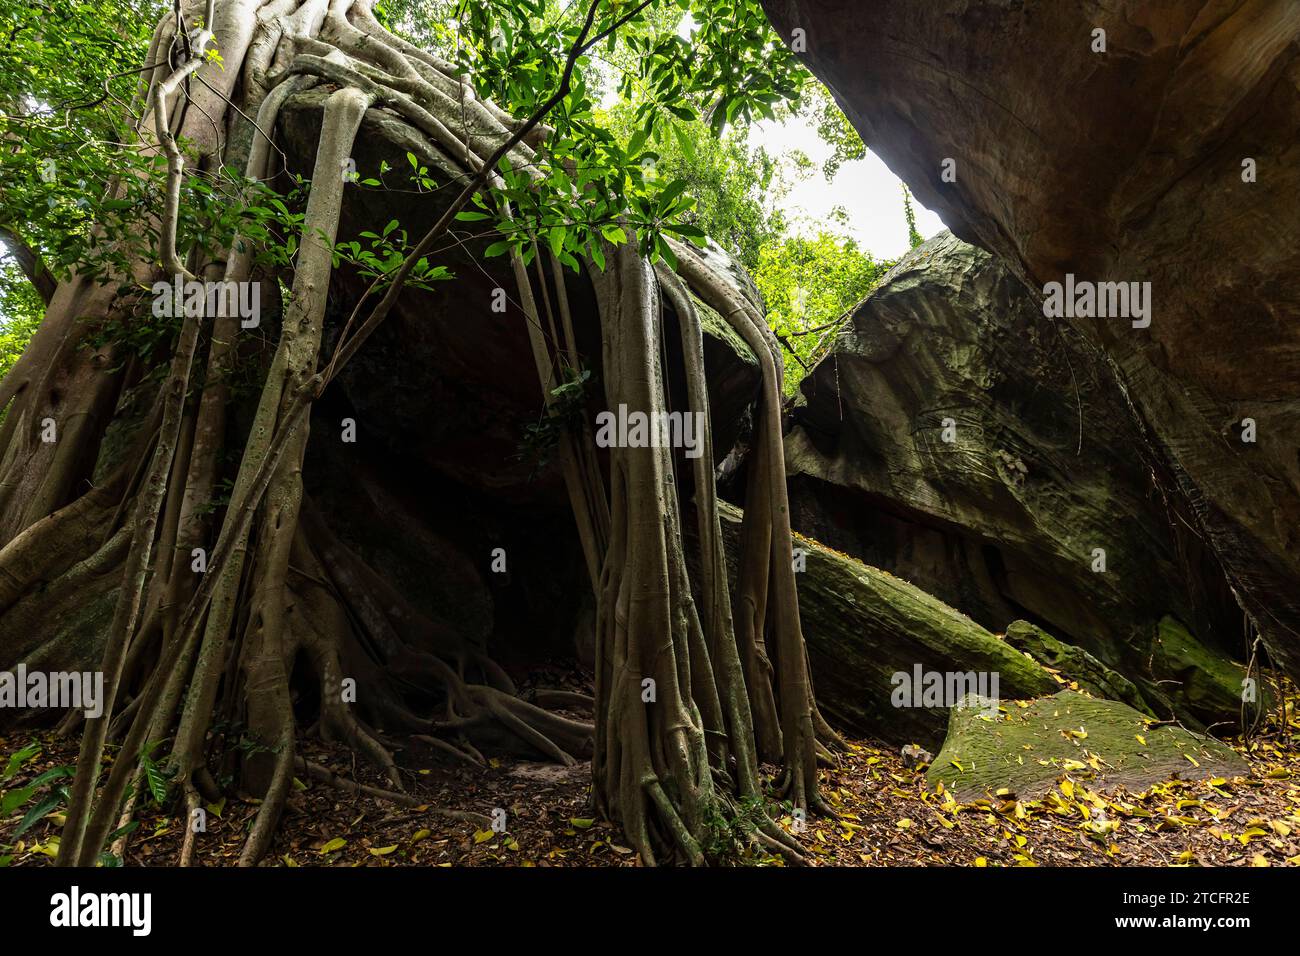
657, 179, 688, 212
141, 752, 168, 806
707, 91, 736, 135
483, 240, 511, 258
14, 792, 63, 838
547, 226, 567, 257
666, 223, 707, 248
671, 123, 696, 164
25, 767, 72, 789
1, 784, 38, 816
106, 820, 141, 843
2, 742, 40, 781
656, 235, 678, 270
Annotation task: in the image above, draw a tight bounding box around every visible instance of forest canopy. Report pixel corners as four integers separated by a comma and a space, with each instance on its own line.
0, 0, 905, 392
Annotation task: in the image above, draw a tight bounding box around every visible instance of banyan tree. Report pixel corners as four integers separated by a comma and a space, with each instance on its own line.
0, 0, 838, 866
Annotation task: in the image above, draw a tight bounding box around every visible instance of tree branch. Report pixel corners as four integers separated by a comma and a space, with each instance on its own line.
0, 225, 56, 305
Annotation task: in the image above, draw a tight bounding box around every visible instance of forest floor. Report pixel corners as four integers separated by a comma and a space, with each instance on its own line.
3, 700, 1299, 867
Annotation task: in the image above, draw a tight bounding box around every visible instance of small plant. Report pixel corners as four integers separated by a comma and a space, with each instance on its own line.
0, 739, 74, 863
699, 794, 779, 865
518, 366, 595, 472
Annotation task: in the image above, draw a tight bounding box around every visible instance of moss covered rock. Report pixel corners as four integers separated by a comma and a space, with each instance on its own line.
927, 689, 1247, 800
1003, 620, 1152, 715
783, 232, 1243, 728
1150, 616, 1256, 729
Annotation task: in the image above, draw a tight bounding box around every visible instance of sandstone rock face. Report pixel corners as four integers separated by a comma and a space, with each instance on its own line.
786, 232, 1241, 720
764, 0, 1300, 678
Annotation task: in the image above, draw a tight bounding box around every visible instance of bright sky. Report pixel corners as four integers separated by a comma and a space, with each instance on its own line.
751, 113, 947, 261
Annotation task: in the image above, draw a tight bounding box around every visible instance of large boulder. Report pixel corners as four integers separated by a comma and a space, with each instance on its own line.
785, 232, 1242, 725
763, 0, 1300, 680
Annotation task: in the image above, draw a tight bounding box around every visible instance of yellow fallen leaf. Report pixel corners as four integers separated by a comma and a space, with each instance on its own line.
369, 845, 398, 856
318, 838, 347, 854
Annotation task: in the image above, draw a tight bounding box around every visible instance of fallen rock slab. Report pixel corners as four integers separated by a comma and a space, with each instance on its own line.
927, 690, 1248, 801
